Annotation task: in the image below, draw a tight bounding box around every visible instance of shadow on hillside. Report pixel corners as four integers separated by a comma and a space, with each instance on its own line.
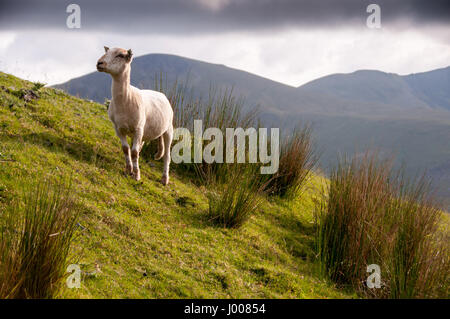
20, 132, 118, 169
263, 204, 317, 261
179, 193, 318, 262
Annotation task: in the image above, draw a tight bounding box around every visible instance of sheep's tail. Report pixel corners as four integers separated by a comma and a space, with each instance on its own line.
154, 135, 165, 160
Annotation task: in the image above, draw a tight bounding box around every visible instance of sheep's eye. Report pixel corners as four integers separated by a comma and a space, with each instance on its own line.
116, 54, 124, 58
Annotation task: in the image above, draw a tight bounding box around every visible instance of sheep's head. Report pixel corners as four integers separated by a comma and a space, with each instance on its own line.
97, 46, 133, 75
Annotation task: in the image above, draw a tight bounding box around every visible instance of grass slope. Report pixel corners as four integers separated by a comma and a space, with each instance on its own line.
0, 72, 352, 298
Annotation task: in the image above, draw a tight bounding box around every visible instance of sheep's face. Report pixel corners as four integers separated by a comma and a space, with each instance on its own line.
97, 47, 133, 76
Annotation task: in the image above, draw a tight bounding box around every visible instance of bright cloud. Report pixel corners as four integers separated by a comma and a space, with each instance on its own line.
0, 25, 448, 86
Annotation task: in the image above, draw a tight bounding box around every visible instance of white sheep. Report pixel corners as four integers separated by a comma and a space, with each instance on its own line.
97, 47, 173, 185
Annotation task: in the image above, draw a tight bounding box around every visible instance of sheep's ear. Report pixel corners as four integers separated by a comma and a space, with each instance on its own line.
126, 49, 133, 62
104, 46, 109, 53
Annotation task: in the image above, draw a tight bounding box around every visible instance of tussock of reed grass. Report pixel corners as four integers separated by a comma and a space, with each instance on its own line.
266, 124, 318, 199
149, 74, 260, 185
0, 177, 79, 299
207, 164, 269, 229
315, 152, 449, 298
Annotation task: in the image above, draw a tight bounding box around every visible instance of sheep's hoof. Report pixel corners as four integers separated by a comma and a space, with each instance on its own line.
125, 164, 133, 175
161, 175, 169, 186
133, 169, 141, 181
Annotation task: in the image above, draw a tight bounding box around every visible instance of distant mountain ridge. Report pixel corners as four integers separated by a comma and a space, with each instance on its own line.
54, 54, 450, 114
300, 67, 450, 111
404, 67, 450, 110
55, 54, 297, 115
54, 54, 450, 209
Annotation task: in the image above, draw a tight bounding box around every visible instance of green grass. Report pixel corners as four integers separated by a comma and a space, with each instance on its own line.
0, 72, 352, 298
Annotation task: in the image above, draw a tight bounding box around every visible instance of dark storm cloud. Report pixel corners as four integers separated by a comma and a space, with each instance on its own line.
0, 0, 449, 33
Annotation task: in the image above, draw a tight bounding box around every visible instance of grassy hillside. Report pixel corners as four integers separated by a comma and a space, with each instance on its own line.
0, 72, 352, 298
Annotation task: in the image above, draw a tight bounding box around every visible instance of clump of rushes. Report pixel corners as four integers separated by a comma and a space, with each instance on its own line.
386, 174, 448, 298
207, 164, 270, 229
31, 82, 46, 91
0, 176, 79, 299
149, 73, 259, 184
315, 152, 449, 298
266, 124, 318, 199
315, 153, 392, 289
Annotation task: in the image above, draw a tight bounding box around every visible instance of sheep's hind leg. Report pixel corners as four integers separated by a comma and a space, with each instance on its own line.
161, 125, 173, 186
154, 135, 164, 160
131, 129, 144, 181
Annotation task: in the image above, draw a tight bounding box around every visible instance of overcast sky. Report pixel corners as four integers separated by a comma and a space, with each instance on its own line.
0, 0, 449, 86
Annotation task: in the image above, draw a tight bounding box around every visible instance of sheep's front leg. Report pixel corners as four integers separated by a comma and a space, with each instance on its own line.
131, 128, 144, 181
118, 134, 132, 175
